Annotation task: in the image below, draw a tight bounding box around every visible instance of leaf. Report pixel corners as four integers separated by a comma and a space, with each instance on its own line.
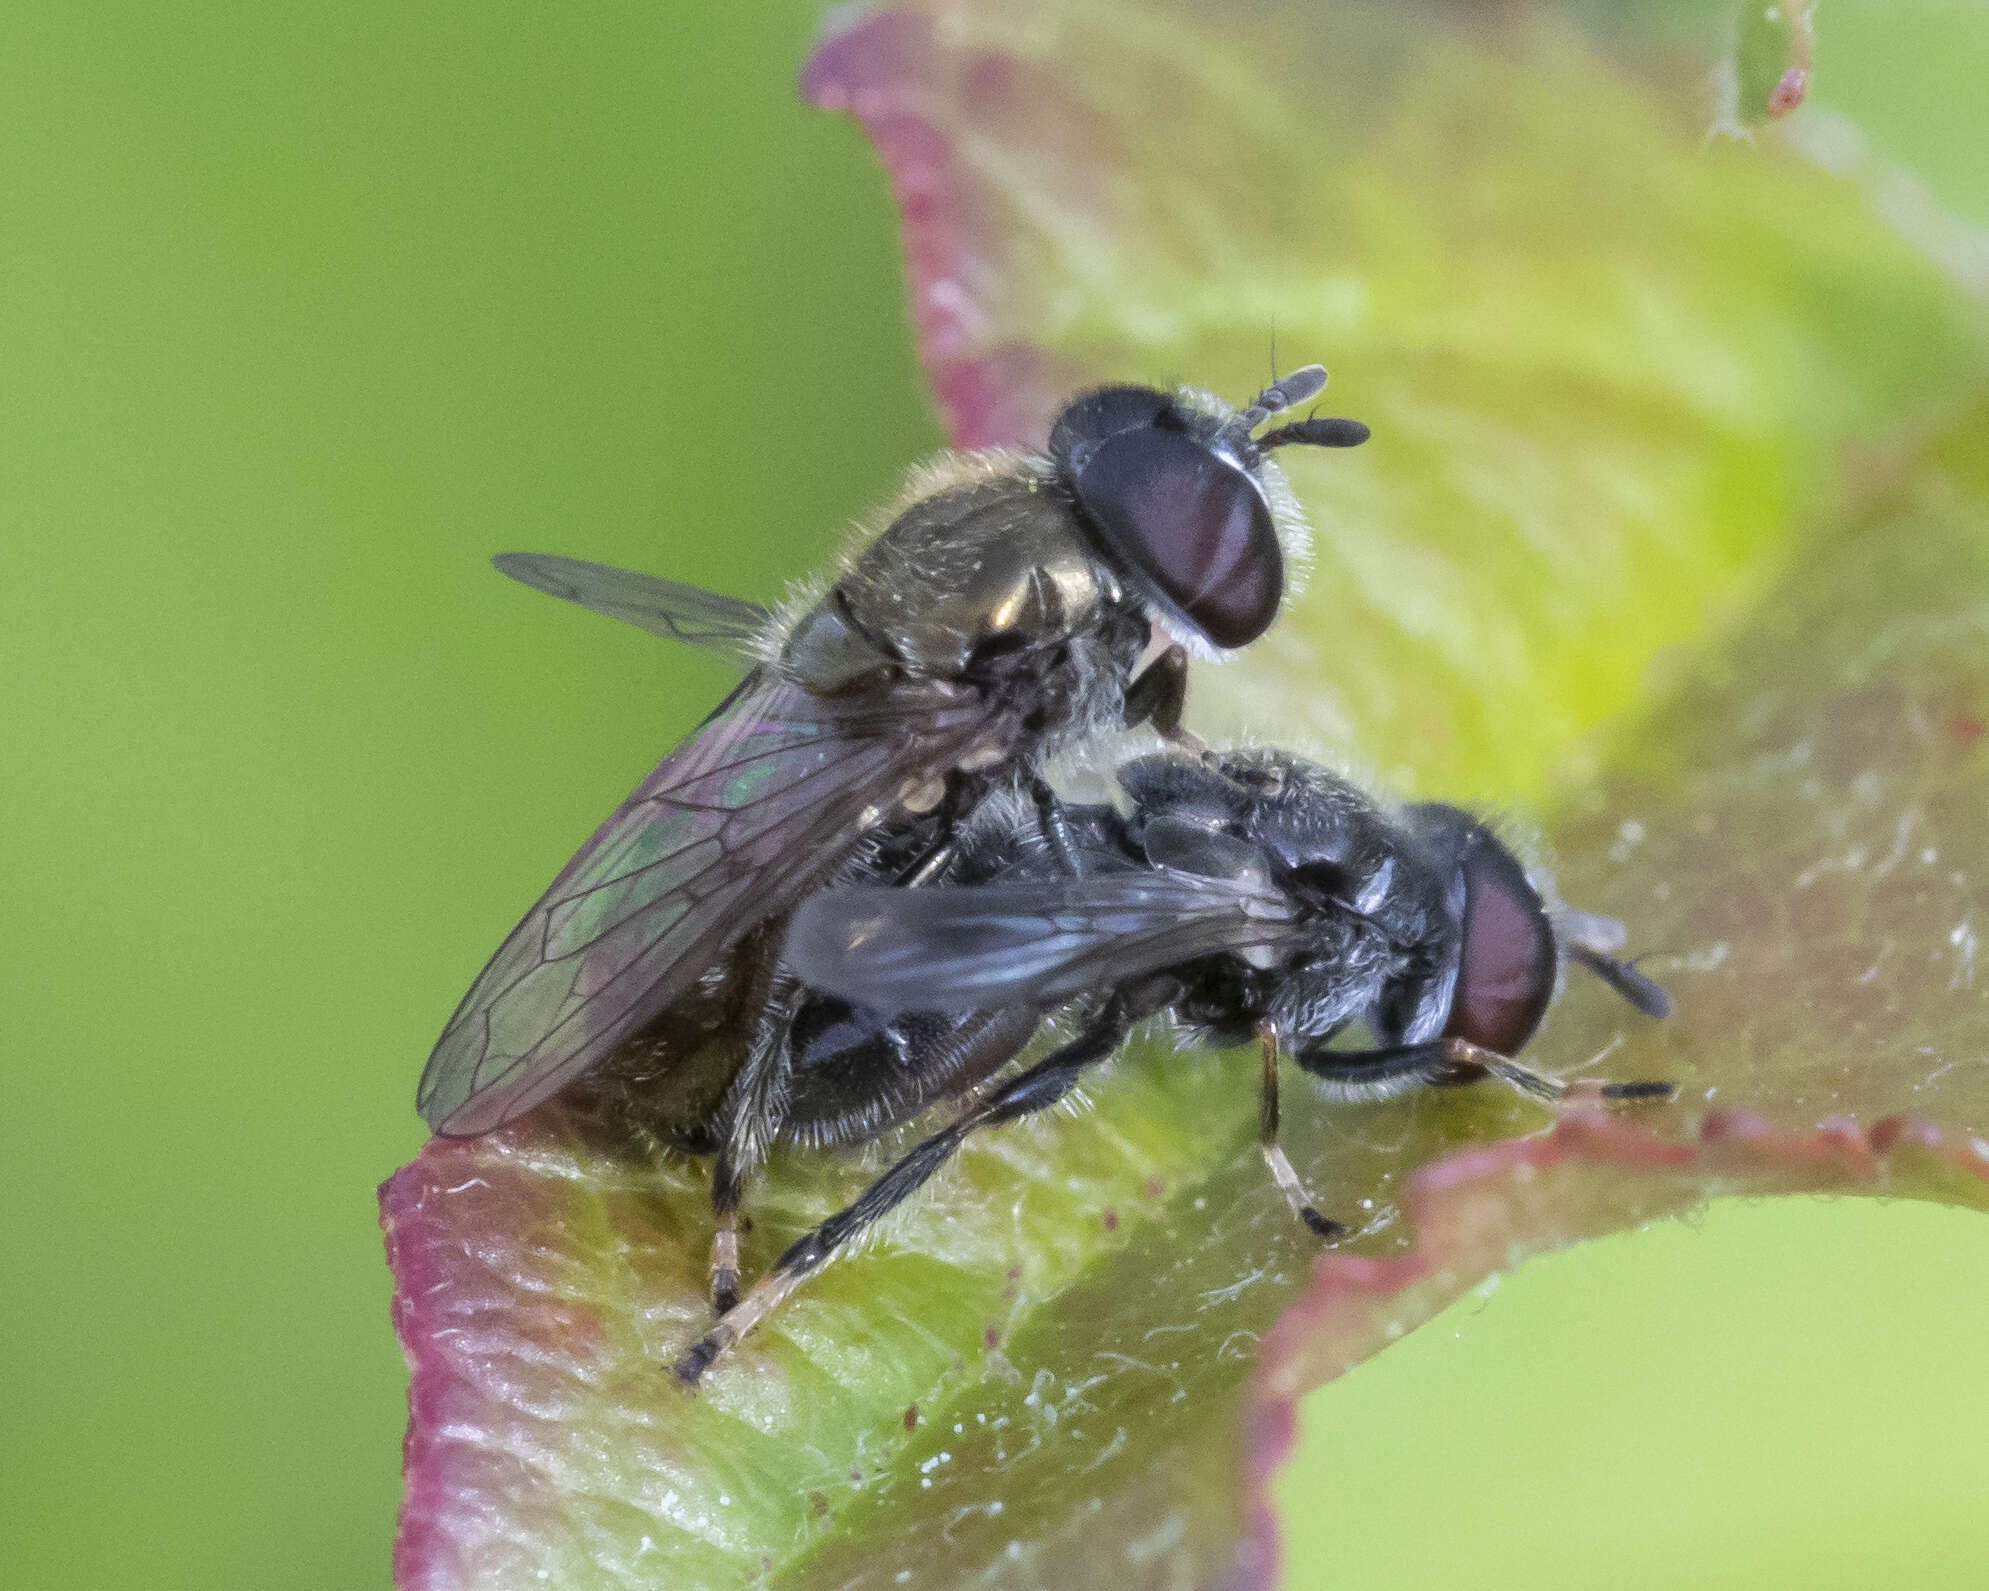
382, 3, 1989, 1588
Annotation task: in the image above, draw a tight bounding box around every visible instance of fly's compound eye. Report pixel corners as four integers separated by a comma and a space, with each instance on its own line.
1047, 385, 1180, 472
1048, 381, 1284, 649
1447, 834, 1558, 1057
1069, 426, 1282, 650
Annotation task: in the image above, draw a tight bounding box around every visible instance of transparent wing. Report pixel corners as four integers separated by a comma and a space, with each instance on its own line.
417, 667, 1005, 1135
493, 552, 771, 659
785, 869, 1297, 1016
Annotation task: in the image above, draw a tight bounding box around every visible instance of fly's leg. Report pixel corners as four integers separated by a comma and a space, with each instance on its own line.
1296, 1038, 1676, 1107
890, 778, 977, 887
1292, 1038, 1460, 1101
675, 992, 1142, 1387
1029, 775, 1086, 878
1436, 1037, 1678, 1106
1123, 641, 1188, 735
707, 1151, 745, 1316
1123, 643, 1214, 759
1257, 1022, 1343, 1239
893, 835, 958, 888
705, 973, 807, 1314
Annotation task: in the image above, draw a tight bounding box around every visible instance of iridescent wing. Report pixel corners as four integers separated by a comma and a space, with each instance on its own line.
493, 552, 771, 660
785, 869, 1298, 1016
417, 667, 1006, 1135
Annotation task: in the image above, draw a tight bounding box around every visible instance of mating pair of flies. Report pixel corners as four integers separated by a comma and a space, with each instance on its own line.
417, 365, 1674, 1386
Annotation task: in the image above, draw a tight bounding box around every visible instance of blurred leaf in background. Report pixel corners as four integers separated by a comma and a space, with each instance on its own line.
0, 4, 926, 1589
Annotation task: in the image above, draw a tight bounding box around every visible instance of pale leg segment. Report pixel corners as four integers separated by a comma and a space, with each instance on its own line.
1258, 1022, 1345, 1240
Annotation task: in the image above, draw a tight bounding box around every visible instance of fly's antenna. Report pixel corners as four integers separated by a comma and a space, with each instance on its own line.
1565, 940, 1674, 1019
1257, 415, 1371, 451
1215, 363, 1370, 456
1224, 364, 1327, 444
1555, 909, 1673, 1019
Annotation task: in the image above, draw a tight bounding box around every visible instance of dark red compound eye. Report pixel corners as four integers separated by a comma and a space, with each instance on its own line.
1446, 835, 1558, 1057
1068, 426, 1283, 650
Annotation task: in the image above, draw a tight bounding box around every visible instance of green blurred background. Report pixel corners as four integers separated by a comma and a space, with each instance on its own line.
4, 3, 1986, 1588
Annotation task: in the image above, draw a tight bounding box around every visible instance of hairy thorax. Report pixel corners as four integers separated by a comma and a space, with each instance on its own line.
780, 463, 1148, 752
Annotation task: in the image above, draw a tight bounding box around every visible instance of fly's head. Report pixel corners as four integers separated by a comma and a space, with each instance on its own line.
1401, 805, 1673, 1058
1048, 366, 1369, 656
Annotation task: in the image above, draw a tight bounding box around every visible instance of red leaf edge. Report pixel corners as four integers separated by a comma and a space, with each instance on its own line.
801, 9, 1078, 448
1226, 1111, 1989, 1590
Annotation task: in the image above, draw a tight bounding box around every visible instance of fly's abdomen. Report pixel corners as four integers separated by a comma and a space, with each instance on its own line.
780, 998, 1042, 1147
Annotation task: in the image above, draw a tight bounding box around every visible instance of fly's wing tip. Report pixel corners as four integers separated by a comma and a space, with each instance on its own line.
490, 551, 589, 610
414, 1072, 472, 1137
416, 1024, 598, 1137
415, 1029, 511, 1138
491, 550, 553, 584
783, 887, 1020, 1014
415, 1077, 520, 1139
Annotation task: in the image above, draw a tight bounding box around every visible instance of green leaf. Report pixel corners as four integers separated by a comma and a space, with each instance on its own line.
383, 3, 1989, 1587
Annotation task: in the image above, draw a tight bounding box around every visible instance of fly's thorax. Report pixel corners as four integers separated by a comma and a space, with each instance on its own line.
1337, 846, 1462, 1047
809, 461, 1134, 684
1148, 748, 1409, 930
1243, 761, 1401, 909
1266, 919, 1396, 1041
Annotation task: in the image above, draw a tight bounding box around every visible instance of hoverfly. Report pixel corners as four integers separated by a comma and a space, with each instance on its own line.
673, 747, 1674, 1383
417, 368, 1370, 1306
